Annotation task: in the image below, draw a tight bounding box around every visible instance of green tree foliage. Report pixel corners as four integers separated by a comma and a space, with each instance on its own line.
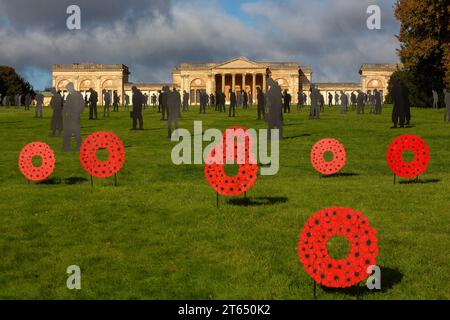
0, 66, 34, 97
394, 0, 450, 106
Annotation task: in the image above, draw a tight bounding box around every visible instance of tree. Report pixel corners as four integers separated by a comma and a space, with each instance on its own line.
394, 0, 450, 101
0, 66, 34, 97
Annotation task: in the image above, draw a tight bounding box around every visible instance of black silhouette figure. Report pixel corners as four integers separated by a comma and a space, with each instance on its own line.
88, 88, 98, 120
35, 93, 44, 118
257, 86, 265, 120
391, 77, 410, 128
125, 94, 130, 111
351, 92, 357, 109
445, 89, 450, 122
167, 88, 180, 138
131, 86, 144, 130
24, 93, 32, 111
151, 93, 157, 108
283, 90, 291, 113
266, 75, 283, 139
199, 91, 207, 114
356, 90, 365, 114
50, 88, 63, 137
113, 91, 120, 112
374, 89, 382, 114
243, 91, 248, 109
228, 89, 236, 117
62, 83, 84, 152
143, 93, 148, 110
160, 86, 169, 120
183, 90, 189, 111
328, 93, 333, 108
158, 90, 162, 113
103, 90, 111, 118
340, 91, 348, 114
309, 85, 320, 119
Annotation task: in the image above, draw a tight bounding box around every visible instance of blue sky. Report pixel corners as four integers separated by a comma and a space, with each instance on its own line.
0, 0, 400, 91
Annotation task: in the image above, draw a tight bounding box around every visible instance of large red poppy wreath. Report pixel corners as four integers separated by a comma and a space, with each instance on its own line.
297, 207, 378, 288
310, 139, 346, 175
386, 134, 430, 178
204, 126, 258, 196
18, 142, 55, 181
80, 132, 126, 178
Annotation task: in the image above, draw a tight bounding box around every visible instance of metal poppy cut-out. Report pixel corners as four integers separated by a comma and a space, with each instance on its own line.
18, 142, 55, 181
386, 134, 430, 178
310, 138, 346, 175
204, 126, 258, 196
80, 132, 125, 178
297, 206, 378, 288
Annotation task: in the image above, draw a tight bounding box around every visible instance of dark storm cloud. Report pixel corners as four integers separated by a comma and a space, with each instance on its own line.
0, 0, 400, 89
0, 0, 171, 31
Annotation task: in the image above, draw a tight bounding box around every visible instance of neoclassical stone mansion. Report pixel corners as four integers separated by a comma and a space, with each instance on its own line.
51, 57, 401, 105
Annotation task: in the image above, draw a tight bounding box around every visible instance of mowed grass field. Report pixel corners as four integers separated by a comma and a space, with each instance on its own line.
0, 104, 449, 300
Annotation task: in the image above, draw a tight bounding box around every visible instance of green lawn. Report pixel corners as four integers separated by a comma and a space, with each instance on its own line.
0, 104, 449, 300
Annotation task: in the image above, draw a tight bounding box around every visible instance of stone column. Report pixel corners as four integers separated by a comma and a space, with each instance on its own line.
252, 73, 256, 97
232, 73, 236, 92
262, 74, 266, 93
221, 74, 225, 93
242, 73, 246, 92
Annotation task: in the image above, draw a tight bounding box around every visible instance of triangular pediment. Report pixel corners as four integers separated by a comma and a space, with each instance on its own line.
214, 57, 261, 69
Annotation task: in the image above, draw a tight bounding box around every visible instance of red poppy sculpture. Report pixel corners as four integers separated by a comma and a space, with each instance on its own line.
297, 206, 378, 288
310, 138, 346, 175
386, 134, 430, 178
18, 142, 55, 181
204, 126, 258, 196
80, 132, 126, 178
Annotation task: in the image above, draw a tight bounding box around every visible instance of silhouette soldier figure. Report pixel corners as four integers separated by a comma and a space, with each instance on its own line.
319, 92, 325, 112
103, 90, 111, 117
88, 88, 98, 120
62, 83, 84, 152
49, 88, 63, 137
257, 86, 265, 120
243, 91, 248, 109
229, 88, 236, 117
265, 73, 283, 140
328, 93, 333, 108
183, 90, 189, 111
152, 93, 157, 108
167, 88, 180, 138
444, 89, 450, 122
374, 89, 382, 114
24, 94, 32, 111
310, 85, 320, 119
161, 86, 169, 120
334, 92, 339, 107
356, 90, 365, 114
125, 94, 130, 111
35, 93, 44, 118
340, 91, 348, 114
113, 91, 120, 112
391, 77, 409, 128
131, 86, 144, 130
283, 90, 291, 113
432, 89, 439, 109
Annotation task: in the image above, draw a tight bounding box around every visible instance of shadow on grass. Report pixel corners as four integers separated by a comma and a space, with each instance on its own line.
399, 178, 441, 185
227, 196, 288, 207
37, 177, 88, 185
284, 133, 312, 139
320, 266, 403, 297
321, 172, 360, 178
